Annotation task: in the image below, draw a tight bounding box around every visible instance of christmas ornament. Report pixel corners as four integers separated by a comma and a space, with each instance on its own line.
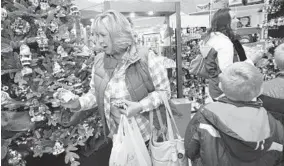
36, 28, 49, 51
29, 0, 39, 7
11, 18, 30, 36
75, 45, 91, 57
53, 61, 63, 74
57, 46, 68, 57
36, 37, 49, 51
21, 67, 33, 76
1, 8, 7, 21
48, 19, 59, 33
52, 141, 64, 155
39, 0, 50, 11
37, 27, 46, 38
69, 5, 80, 16
56, 6, 67, 17
1, 91, 12, 105
35, 19, 47, 27
69, 26, 77, 40
19, 44, 32, 66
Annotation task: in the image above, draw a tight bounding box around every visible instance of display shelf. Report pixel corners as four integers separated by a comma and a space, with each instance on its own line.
189, 3, 264, 15
236, 26, 262, 35
189, 10, 215, 16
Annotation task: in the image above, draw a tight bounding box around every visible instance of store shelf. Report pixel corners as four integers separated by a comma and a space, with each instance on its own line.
236, 27, 262, 35
189, 3, 264, 16
189, 10, 214, 16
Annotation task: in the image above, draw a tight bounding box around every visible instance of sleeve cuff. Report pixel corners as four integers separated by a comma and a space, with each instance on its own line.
245, 58, 254, 66
78, 97, 86, 111
139, 98, 151, 113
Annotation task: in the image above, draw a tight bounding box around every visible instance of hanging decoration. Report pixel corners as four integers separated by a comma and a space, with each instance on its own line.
11, 18, 31, 36
39, 0, 50, 11
1, 8, 7, 21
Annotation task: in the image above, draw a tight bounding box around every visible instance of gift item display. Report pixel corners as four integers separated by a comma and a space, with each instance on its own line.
263, 0, 284, 38
169, 27, 208, 107
252, 38, 284, 80
1, 1, 102, 166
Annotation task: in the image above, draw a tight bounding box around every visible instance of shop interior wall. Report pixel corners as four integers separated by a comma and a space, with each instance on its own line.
233, 7, 264, 27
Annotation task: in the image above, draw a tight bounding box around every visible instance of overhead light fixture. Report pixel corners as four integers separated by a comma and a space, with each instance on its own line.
130, 12, 135, 18
148, 11, 154, 16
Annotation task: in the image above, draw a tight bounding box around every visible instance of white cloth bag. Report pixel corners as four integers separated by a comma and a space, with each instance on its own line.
149, 92, 189, 166
109, 115, 152, 166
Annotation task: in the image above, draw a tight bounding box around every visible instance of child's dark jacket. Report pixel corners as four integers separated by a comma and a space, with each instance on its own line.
184, 97, 284, 166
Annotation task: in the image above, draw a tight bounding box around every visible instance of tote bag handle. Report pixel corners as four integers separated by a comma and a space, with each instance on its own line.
150, 108, 166, 140
159, 92, 182, 139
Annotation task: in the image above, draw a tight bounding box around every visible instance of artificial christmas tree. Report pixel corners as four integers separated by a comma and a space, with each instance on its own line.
1, 0, 102, 166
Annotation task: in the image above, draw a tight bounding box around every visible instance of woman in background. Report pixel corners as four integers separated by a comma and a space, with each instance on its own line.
201, 8, 260, 100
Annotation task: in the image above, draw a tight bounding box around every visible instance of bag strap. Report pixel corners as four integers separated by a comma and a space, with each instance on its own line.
150, 109, 166, 140
159, 92, 181, 138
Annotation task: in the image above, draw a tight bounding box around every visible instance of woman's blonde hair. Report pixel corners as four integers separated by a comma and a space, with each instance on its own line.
92, 10, 134, 55
219, 62, 263, 101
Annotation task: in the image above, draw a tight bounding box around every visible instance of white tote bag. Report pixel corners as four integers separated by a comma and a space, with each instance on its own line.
109, 115, 152, 166
149, 92, 189, 166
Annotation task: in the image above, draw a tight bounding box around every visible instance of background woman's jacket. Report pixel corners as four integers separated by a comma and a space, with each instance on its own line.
201, 32, 248, 99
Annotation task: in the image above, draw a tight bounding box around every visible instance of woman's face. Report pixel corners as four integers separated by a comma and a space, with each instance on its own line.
96, 22, 112, 55
229, 11, 239, 31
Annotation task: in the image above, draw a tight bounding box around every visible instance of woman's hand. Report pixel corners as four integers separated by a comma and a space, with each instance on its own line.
53, 88, 81, 111
119, 100, 143, 117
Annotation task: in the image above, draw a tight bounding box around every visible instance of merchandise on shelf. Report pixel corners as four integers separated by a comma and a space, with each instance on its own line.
1, 1, 102, 166
169, 27, 208, 106
252, 38, 284, 81
262, 0, 284, 38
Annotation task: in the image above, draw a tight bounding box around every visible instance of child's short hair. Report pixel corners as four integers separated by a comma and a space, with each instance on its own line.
274, 43, 284, 70
219, 62, 263, 101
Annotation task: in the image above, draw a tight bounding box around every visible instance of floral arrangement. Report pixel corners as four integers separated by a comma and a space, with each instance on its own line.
1, 0, 102, 166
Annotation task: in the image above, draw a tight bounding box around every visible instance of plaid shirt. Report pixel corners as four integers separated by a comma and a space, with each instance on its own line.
79, 50, 171, 141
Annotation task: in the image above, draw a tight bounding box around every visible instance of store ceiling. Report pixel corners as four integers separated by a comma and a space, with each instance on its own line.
74, 0, 213, 30
73, 0, 209, 17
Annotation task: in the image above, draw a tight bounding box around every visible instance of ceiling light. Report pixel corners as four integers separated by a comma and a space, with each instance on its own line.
130, 12, 135, 18
148, 11, 154, 16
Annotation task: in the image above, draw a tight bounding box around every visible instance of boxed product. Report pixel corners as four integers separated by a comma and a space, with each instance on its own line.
171, 98, 192, 138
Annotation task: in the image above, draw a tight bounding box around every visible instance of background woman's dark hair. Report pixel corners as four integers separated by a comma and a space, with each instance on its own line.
205, 8, 236, 42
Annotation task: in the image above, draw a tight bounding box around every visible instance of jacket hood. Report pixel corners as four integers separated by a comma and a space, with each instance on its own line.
201, 97, 275, 162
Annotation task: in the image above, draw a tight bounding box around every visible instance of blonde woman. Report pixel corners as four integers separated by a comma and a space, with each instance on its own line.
61, 10, 171, 165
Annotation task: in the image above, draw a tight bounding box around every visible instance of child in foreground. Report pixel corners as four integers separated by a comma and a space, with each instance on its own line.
184, 62, 284, 166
